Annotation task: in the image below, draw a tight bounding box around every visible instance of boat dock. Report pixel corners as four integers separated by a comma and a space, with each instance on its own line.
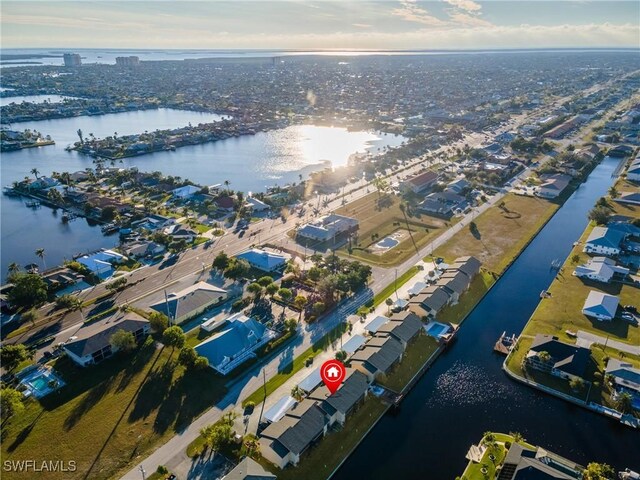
494, 331, 516, 355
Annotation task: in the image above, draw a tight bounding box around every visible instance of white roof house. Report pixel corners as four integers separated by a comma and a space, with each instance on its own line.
582, 290, 619, 321
297, 214, 358, 242
171, 184, 201, 199
77, 249, 126, 278
246, 196, 270, 211
235, 248, 290, 272
573, 257, 629, 283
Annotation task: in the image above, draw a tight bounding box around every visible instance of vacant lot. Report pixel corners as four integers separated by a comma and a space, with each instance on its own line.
610, 175, 640, 221
434, 194, 558, 274
522, 223, 639, 346
1, 338, 227, 480
336, 192, 447, 266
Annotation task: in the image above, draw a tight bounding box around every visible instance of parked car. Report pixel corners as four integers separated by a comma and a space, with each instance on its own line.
623, 305, 638, 314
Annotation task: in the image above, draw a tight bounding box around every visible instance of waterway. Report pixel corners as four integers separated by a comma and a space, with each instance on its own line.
0, 94, 76, 107
1, 109, 402, 278
334, 155, 640, 480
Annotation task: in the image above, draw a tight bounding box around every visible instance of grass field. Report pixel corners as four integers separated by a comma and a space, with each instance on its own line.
275, 397, 388, 480
1, 338, 227, 480
522, 223, 639, 346
437, 271, 497, 325
377, 334, 440, 392
609, 175, 640, 221
433, 194, 559, 274
371, 266, 419, 308
336, 192, 448, 266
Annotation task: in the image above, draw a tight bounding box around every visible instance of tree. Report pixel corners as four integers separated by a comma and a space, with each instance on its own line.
0, 344, 33, 372
223, 258, 250, 281
35, 248, 47, 271
162, 326, 186, 352
257, 276, 274, 287
293, 295, 307, 320
178, 346, 198, 368
312, 301, 326, 316
616, 392, 633, 414
7, 273, 47, 308
537, 351, 551, 363
509, 431, 525, 443
148, 311, 169, 333
201, 422, 234, 452
588, 206, 610, 225
277, 288, 293, 316
571, 254, 581, 264
20, 308, 39, 325
291, 385, 304, 402
110, 329, 136, 353
265, 282, 279, 296
30, 168, 40, 179
7, 262, 20, 278
569, 377, 585, 391
194, 356, 209, 370
385, 297, 394, 314
1, 388, 25, 424
307, 266, 323, 282
247, 282, 263, 300
77, 128, 84, 144
608, 186, 619, 199
583, 462, 616, 480
356, 305, 369, 320
336, 350, 347, 362
284, 318, 298, 334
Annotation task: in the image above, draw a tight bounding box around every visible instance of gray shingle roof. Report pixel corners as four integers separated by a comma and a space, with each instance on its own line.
222, 457, 276, 480
351, 336, 403, 373
308, 370, 369, 415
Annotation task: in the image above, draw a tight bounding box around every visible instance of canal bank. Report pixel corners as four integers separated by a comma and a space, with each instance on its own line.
332, 155, 640, 480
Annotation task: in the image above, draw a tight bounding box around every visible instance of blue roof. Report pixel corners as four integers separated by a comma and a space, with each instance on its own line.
195, 315, 266, 368
298, 367, 322, 392
342, 334, 366, 354
264, 395, 297, 423
364, 315, 390, 334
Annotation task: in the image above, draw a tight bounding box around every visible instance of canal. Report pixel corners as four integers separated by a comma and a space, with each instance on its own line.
333, 155, 640, 480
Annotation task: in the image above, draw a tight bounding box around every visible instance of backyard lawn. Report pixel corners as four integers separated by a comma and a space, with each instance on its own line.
434, 194, 559, 274
610, 176, 640, 221
1, 338, 227, 480
377, 334, 440, 393
336, 192, 448, 266
522, 223, 640, 346
437, 271, 496, 325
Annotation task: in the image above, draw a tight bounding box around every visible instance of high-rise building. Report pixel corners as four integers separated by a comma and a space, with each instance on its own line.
63, 53, 82, 67
115, 56, 140, 67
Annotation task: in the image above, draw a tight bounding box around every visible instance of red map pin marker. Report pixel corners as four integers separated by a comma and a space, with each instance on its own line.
320, 359, 346, 395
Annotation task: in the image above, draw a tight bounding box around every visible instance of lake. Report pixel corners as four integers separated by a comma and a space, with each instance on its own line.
1, 108, 403, 277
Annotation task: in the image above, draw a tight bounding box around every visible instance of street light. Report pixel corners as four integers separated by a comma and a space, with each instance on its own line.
139, 465, 146, 480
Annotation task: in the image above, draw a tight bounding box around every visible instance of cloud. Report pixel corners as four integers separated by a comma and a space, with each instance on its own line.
352, 23, 373, 28
392, 0, 449, 27
447, 11, 492, 27
442, 0, 482, 13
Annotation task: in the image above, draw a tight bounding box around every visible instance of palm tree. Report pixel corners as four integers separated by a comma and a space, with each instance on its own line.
7, 262, 20, 277
509, 431, 525, 443
399, 202, 419, 255
616, 392, 633, 414
30, 168, 40, 179
68, 296, 85, 321
224, 180, 231, 194
537, 351, 551, 363
77, 128, 84, 144
35, 248, 46, 271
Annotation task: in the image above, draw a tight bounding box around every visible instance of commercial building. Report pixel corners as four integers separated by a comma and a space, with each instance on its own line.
63, 53, 81, 67
296, 213, 358, 242
115, 56, 140, 66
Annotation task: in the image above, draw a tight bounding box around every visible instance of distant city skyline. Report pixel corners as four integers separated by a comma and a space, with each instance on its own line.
1, 1, 639, 50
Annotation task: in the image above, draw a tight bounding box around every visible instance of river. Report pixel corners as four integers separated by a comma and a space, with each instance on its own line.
1, 109, 403, 278
333, 155, 640, 480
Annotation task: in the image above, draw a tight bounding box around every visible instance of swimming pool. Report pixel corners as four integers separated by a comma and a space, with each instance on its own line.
19, 367, 64, 398
425, 322, 450, 338
30, 377, 49, 392
375, 236, 400, 250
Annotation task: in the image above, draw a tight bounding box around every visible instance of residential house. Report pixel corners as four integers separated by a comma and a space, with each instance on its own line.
436, 271, 470, 304
605, 358, 640, 395
171, 184, 201, 199
350, 336, 404, 382
497, 443, 583, 480
582, 290, 619, 321
573, 257, 629, 283
195, 313, 274, 375
149, 282, 227, 324
42, 267, 84, 291
450, 256, 482, 280
123, 241, 166, 259
537, 173, 572, 199
64, 312, 150, 367
615, 191, 640, 206
163, 224, 197, 242
399, 170, 439, 195
246, 196, 270, 212
524, 334, 590, 382
308, 369, 369, 425
131, 213, 174, 232
259, 400, 329, 469
447, 177, 471, 194
408, 285, 451, 318
417, 191, 468, 218
583, 226, 625, 256
297, 213, 358, 242
235, 248, 290, 272
222, 457, 276, 480
376, 311, 423, 348
626, 156, 640, 182
214, 196, 236, 212
77, 249, 126, 278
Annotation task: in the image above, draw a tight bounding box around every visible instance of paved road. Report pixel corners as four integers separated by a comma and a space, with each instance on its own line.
576, 330, 640, 356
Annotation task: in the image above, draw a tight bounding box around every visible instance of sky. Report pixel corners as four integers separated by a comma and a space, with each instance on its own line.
1, 0, 639, 50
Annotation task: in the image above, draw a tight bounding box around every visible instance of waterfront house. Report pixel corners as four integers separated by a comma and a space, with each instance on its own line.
408, 285, 451, 319
436, 271, 470, 304
497, 443, 584, 480
131, 214, 175, 232
163, 224, 197, 242
573, 257, 629, 283
64, 312, 149, 367
605, 358, 640, 396
123, 241, 166, 259
171, 184, 201, 199
195, 313, 273, 375
42, 267, 84, 291
582, 290, 619, 321
308, 369, 369, 425
149, 282, 227, 325
222, 457, 276, 480
524, 334, 590, 382
296, 213, 358, 243
583, 226, 625, 256
363, 315, 390, 335
351, 336, 404, 382
449, 256, 482, 280
537, 173, 572, 199
246, 196, 270, 212
399, 170, 439, 195
77, 249, 126, 278
235, 248, 290, 272
615, 191, 640, 206
376, 311, 423, 348
259, 400, 329, 469
214, 195, 236, 212
627, 156, 640, 181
